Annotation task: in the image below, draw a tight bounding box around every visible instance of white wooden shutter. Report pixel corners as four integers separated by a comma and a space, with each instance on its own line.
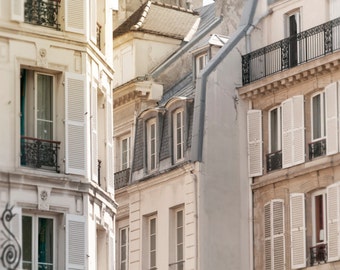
65, 72, 87, 175
108, 230, 115, 270
327, 182, 340, 262
91, 83, 98, 182
330, 0, 340, 19
326, 82, 338, 155
66, 214, 86, 270
282, 98, 294, 168
247, 110, 263, 177
292, 95, 305, 165
65, 0, 85, 34
273, 200, 285, 270
290, 193, 306, 269
11, 0, 24, 22
90, 0, 97, 43
264, 203, 272, 270
106, 96, 114, 193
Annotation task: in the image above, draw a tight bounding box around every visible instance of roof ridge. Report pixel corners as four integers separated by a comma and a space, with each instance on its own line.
151, 1, 198, 15
131, 1, 152, 31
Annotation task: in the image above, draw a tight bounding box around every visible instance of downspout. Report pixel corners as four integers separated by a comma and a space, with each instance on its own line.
191, 0, 258, 162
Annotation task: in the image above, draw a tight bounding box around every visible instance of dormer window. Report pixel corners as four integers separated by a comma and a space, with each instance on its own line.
195, 52, 208, 77
173, 108, 184, 162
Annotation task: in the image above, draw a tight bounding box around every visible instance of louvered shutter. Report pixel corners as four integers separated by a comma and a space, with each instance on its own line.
90, 0, 97, 42
65, 0, 85, 34
327, 182, 340, 262
326, 82, 338, 155
91, 83, 98, 182
65, 72, 87, 175
247, 110, 263, 177
330, 0, 340, 19
282, 98, 293, 168
273, 200, 285, 270
11, 0, 24, 21
66, 214, 86, 269
264, 203, 272, 270
106, 96, 114, 194
290, 193, 306, 269
292, 95, 305, 165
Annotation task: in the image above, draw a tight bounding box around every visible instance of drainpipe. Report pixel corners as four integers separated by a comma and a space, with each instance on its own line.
190, 1, 258, 270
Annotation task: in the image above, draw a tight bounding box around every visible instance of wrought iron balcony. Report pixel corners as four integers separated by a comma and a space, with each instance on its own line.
310, 243, 327, 266
114, 168, 130, 190
242, 17, 340, 85
20, 136, 60, 173
266, 150, 282, 172
309, 138, 326, 160
24, 0, 60, 30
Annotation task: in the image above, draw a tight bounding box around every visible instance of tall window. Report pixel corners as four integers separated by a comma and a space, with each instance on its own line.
121, 136, 131, 170
195, 52, 208, 77
22, 215, 54, 270
269, 107, 281, 153
312, 190, 327, 245
21, 70, 54, 140
175, 210, 184, 270
149, 216, 157, 270
286, 10, 300, 67
173, 109, 184, 162
147, 119, 157, 171
119, 227, 129, 270
312, 92, 326, 141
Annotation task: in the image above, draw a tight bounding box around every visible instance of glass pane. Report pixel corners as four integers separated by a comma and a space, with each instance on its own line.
270, 109, 278, 152
150, 235, 156, 250
121, 229, 126, 244
313, 95, 321, 140
38, 218, 54, 266
22, 216, 32, 267
121, 262, 126, 270
121, 246, 126, 260
150, 250, 156, 267
150, 218, 156, 234
315, 195, 324, 243
177, 211, 183, 227
177, 227, 183, 244
177, 243, 183, 260
37, 74, 53, 140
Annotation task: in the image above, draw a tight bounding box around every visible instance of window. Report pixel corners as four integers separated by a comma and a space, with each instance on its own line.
267, 107, 282, 171
312, 92, 326, 141
173, 109, 184, 162
149, 216, 157, 270
147, 119, 157, 171
22, 215, 54, 270
119, 227, 129, 270
312, 190, 327, 245
175, 209, 184, 270
264, 200, 285, 270
195, 52, 208, 77
121, 136, 131, 170
286, 10, 300, 67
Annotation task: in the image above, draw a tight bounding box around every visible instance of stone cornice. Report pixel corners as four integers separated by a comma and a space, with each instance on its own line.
238, 52, 340, 100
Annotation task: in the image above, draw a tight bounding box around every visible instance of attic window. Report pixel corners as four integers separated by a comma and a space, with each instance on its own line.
195, 52, 208, 77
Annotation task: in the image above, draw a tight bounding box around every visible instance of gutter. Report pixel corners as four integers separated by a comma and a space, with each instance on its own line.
190, 0, 258, 162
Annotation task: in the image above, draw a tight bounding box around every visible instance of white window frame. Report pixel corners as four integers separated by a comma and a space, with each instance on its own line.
175, 208, 184, 269
268, 106, 282, 153
312, 189, 327, 246
195, 52, 208, 77
285, 9, 301, 38
173, 109, 184, 162
119, 227, 129, 270
22, 214, 56, 270
311, 92, 326, 141
149, 216, 157, 270
120, 135, 131, 170
147, 118, 157, 171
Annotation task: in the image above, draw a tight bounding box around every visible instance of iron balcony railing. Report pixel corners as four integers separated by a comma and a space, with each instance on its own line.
310, 243, 327, 266
24, 0, 61, 30
266, 150, 282, 172
21, 136, 60, 173
114, 168, 130, 190
309, 138, 326, 160
242, 17, 340, 85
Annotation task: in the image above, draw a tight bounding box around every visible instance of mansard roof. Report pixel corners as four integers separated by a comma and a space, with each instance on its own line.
113, 1, 199, 39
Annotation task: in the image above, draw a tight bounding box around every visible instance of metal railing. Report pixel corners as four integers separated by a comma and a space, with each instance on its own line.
310, 243, 327, 266
114, 168, 130, 190
242, 17, 340, 85
20, 136, 60, 173
24, 0, 60, 30
309, 138, 326, 160
266, 150, 282, 172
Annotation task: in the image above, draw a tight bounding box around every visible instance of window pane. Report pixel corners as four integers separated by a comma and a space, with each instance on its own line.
38, 218, 53, 266
22, 216, 33, 269
177, 243, 183, 260
177, 210, 183, 227
37, 74, 53, 140
313, 95, 322, 140
315, 195, 324, 243
270, 109, 279, 152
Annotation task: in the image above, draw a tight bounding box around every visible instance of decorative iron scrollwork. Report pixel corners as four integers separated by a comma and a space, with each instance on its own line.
0, 204, 21, 270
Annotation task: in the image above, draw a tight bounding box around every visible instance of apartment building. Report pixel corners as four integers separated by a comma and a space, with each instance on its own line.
0, 0, 116, 269
239, 0, 340, 269
113, 0, 252, 269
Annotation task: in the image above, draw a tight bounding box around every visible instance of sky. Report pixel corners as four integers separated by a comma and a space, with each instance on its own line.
203, 0, 214, 5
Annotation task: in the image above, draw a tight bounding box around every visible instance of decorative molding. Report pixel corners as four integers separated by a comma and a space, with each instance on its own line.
37, 186, 52, 210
